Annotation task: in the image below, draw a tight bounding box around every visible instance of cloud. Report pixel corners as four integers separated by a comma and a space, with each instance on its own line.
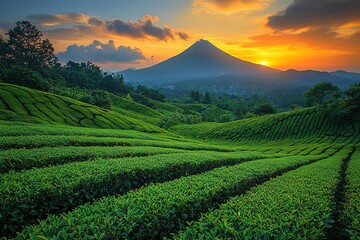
28, 13, 90, 26
57, 40, 145, 63
26, 14, 189, 42
177, 31, 190, 40
194, 0, 270, 14
106, 15, 189, 41
243, 28, 360, 53
267, 0, 360, 31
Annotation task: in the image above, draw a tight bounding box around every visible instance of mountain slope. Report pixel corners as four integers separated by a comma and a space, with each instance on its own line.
0, 83, 163, 133
121, 39, 279, 85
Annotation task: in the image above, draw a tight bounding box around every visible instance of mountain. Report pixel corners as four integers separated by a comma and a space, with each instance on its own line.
330, 70, 360, 81
164, 68, 360, 107
121, 39, 279, 85
121, 39, 360, 104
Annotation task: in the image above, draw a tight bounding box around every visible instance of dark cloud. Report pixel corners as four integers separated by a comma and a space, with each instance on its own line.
28, 13, 89, 26
106, 15, 188, 41
26, 14, 189, 42
177, 31, 190, 40
57, 40, 145, 63
88, 17, 105, 27
267, 0, 360, 31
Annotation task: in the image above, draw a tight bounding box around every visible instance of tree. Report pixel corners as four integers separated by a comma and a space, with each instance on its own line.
253, 103, 276, 115
4, 21, 57, 71
193, 91, 201, 102
202, 92, 211, 104
135, 85, 165, 102
80, 90, 112, 109
304, 82, 341, 106
0, 36, 6, 80
4, 64, 50, 91
345, 82, 360, 110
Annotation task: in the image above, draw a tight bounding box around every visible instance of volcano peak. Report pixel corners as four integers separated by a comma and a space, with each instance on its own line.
121, 39, 279, 84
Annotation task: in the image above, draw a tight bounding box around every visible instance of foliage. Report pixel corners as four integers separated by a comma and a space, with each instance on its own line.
16, 153, 327, 239
217, 112, 235, 122
2, 21, 57, 71
130, 93, 156, 108
253, 103, 277, 115
175, 148, 350, 239
203, 92, 211, 104
244, 112, 258, 119
345, 82, 360, 110
0, 145, 184, 173
135, 85, 166, 102
56, 61, 133, 96
170, 106, 360, 142
197, 94, 274, 119
341, 150, 360, 237
2, 64, 50, 91
80, 90, 113, 109
189, 90, 201, 102
0, 83, 163, 133
1, 151, 260, 235
304, 81, 341, 106
189, 91, 212, 104
1, 93, 360, 238
158, 112, 202, 129
0, 21, 59, 90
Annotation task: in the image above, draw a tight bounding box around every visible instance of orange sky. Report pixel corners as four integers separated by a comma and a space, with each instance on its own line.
1, 0, 359, 72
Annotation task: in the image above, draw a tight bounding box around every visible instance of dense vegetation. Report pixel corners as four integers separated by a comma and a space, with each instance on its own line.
1, 83, 359, 238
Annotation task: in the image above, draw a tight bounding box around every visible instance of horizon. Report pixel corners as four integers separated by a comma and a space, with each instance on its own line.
0, 0, 359, 72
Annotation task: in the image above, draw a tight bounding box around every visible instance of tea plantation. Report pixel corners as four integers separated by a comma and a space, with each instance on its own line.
1, 83, 359, 239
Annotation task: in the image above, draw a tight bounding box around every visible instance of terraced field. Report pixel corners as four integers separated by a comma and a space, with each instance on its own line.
0, 83, 161, 133
1, 84, 360, 239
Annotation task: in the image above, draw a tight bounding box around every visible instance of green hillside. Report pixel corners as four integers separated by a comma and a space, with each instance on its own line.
170, 107, 360, 142
1, 83, 360, 239
0, 83, 162, 133
110, 94, 164, 125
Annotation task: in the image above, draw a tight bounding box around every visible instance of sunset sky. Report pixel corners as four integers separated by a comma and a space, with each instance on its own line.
0, 0, 359, 72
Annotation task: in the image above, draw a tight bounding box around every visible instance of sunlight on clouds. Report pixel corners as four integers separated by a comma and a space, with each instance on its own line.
193, 0, 272, 14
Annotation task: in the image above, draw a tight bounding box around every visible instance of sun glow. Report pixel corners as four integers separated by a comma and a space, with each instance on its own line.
260, 61, 268, 66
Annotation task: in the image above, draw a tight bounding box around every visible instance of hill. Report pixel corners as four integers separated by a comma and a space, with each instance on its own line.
170, 107, 360, 143
1, 84, 360, 239
0, 83, 163, 133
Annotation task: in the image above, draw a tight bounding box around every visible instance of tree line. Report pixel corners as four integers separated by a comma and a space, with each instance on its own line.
0, 21, 165, 108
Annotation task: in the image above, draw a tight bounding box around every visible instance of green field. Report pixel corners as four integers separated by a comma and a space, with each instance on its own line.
1, 83, 360, 239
